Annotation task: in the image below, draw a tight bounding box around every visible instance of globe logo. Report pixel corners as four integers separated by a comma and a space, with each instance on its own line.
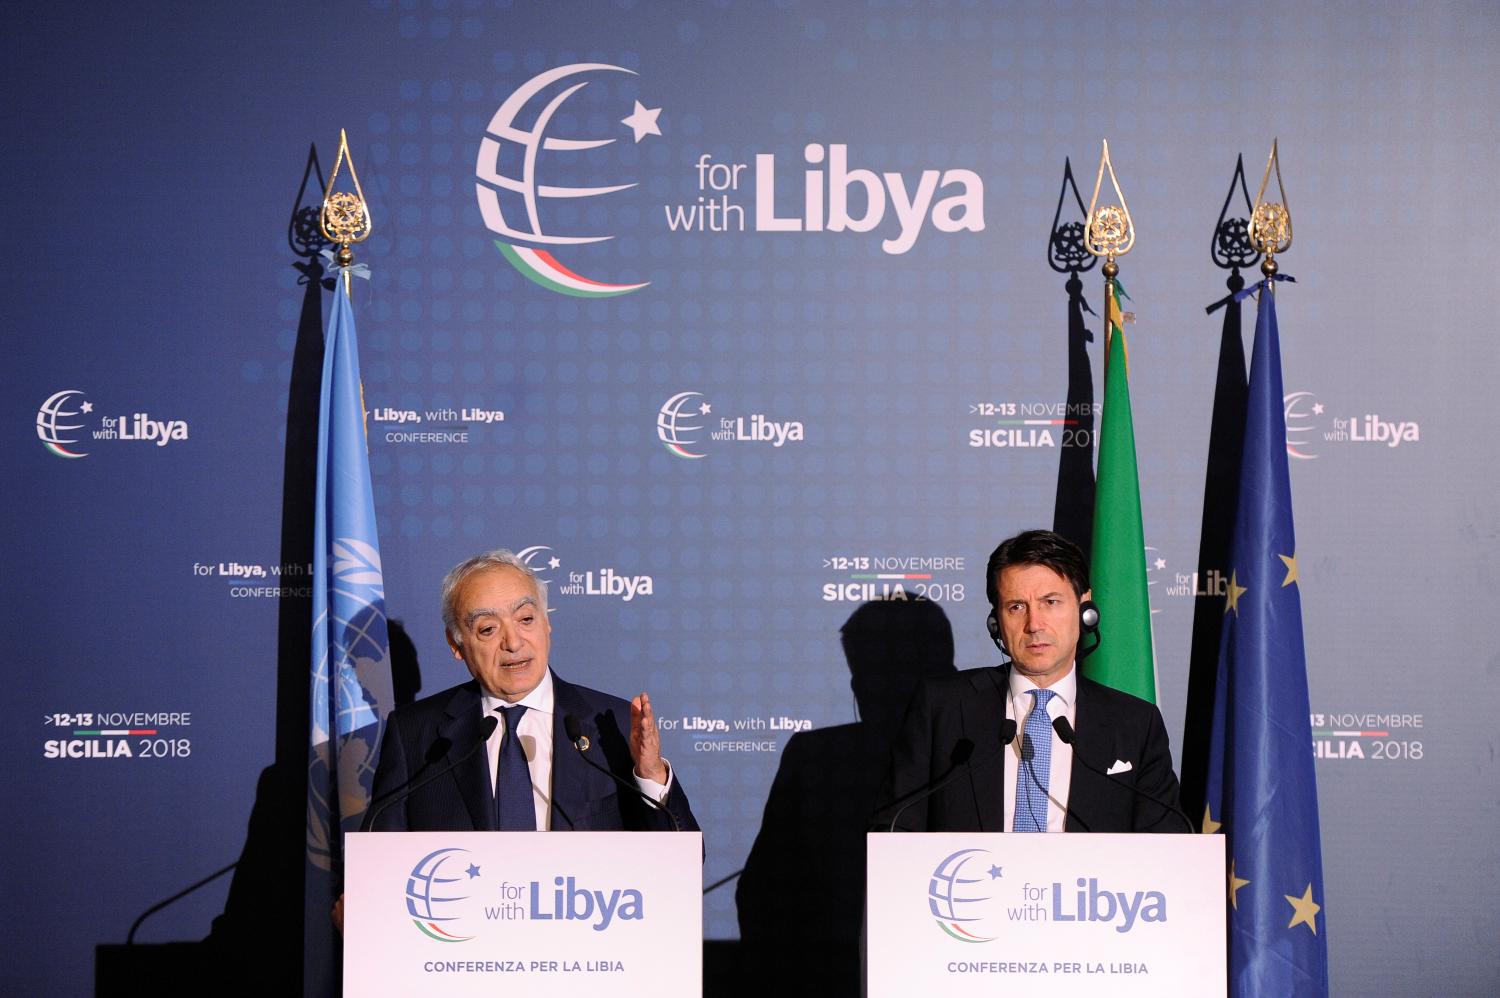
656, 391, 709, 459
516, 545, 561, 597
406, 848, 477, 943
36, 389, 91, 459
1283, 390, 1321, 460
475, 63, 658, 298
928, 848, 998, 943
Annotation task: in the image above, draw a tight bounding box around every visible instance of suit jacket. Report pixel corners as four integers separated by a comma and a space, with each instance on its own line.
882, 666, 1183, 833
369, 674, 698, 833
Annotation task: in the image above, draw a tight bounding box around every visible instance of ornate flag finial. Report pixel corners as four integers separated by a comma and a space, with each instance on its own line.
1085, 138, 1134, 273
1250, 138, 1292, 277
319, 129, 373, 281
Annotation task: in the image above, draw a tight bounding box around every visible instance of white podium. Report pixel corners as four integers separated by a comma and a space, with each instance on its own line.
867, 833, 1225, 997
343, 831, 703, 997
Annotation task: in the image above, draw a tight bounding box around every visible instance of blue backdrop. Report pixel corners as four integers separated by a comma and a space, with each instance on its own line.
5, 1, 1497, 994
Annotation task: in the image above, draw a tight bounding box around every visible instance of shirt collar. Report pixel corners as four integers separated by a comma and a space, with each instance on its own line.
1008, 663, 1077, 710
480, 668, 556, 718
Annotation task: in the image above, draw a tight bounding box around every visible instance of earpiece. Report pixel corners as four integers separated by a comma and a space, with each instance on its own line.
986, 610, 1007, 656
986, 600, 1101, 658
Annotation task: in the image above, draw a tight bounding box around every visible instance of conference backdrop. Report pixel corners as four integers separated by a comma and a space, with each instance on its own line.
5, 1, 1497, 994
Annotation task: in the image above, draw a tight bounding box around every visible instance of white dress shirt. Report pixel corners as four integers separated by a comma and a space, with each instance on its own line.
480, 670, 672, 829
1002, 665, 1077, 833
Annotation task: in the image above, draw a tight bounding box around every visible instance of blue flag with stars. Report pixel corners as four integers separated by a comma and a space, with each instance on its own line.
306, 277, 393, 996
1205, 277, 1328, 995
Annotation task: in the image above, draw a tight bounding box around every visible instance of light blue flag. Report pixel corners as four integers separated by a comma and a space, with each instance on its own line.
1205, 275, 1329, 996
306, 277, 393, 995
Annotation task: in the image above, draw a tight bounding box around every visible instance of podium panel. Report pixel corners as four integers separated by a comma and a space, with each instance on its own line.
868, 833, 1225, 997
344, 831, 703, 997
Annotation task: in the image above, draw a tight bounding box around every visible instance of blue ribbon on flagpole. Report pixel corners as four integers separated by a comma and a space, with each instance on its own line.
1231, 272, 1296, 302
319, 249, 373, 282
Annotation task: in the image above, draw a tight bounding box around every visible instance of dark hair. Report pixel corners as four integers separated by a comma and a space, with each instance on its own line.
985, 529, 1090, 607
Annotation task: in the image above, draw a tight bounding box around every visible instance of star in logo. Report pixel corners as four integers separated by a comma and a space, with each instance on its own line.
1224, 570, 1247, 616
80, 401, 94, 414
1311, 402, 1324, 415
621, 100, 662, 142
988, 864, 1004, 879
1154, 557, 1166, 570
547, 556, 561, 570
1278, 552, 1299, 588
699, 402, 712, 415
1285, 883, 1321, 934
466, 863, 482, 879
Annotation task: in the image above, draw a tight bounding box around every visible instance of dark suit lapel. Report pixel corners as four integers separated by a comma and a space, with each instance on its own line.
439, 683, 494, 832
1067, 675, 1112, 833
549, 676, 594, 830
963, 668, 1008, 833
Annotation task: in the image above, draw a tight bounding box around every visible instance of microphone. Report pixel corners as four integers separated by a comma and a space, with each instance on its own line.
563, 714, 681, 832
1011, 711, 1092, 832
1000, 718, 1017, 746
874, 738, 977, 833
361, 715, 498, 832
1016, 728, 1060, 830
1051, 717, 1194, 833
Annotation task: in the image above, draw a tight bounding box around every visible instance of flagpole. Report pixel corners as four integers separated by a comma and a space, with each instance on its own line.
309, 128, 378, 998
1208, 139, 1327, 993
1081, 141, 1158, 700
1103, 258, 1117, 349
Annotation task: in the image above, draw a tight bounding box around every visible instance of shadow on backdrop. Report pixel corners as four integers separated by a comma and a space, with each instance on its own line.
734, 597, 957, 997
1048, 158, 1099, 553
1178, 156, 1257, 824
97, 146, 422, 996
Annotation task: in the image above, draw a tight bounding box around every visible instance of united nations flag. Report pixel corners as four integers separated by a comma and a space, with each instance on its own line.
306, 271, 394, 995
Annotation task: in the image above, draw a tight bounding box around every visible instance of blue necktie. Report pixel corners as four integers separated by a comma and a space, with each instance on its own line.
494, 704, 536, 831
1013, 688, 1055, 833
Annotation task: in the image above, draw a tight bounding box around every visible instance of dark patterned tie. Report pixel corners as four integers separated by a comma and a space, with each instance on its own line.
494, 704, 536, 831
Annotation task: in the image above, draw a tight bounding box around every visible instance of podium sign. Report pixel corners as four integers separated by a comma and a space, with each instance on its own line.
344, 831, 703, 997
867, 833, 1225, 997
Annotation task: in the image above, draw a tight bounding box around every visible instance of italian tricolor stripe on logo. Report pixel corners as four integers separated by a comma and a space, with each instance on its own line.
495, 242, 648, 298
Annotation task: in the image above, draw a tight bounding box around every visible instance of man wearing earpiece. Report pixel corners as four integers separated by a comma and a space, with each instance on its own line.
882, 529, 1184, 833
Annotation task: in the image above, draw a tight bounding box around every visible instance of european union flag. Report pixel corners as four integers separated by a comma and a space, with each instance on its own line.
1205, 277, 1328, 995
306, 277, 393, 994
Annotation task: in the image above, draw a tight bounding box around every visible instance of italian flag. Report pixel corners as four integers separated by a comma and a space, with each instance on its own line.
1084, 278, 1156, 702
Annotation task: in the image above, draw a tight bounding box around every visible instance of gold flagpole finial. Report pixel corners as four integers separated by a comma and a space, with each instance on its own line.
1250, 138, 1291, 279
1084, 138, 1135, 279
319, 129, 373, 294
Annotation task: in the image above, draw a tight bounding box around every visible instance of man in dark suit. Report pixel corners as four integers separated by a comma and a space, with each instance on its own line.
368, 549, 697, 834
883, 529, 1182, 833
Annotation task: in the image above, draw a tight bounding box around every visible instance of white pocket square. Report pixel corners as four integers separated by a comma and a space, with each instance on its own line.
1106, 759, 1133, 775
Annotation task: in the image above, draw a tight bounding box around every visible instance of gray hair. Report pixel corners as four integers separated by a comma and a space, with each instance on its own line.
440, 549, 549, 645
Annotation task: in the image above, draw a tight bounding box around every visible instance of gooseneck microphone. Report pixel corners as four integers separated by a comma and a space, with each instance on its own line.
361, 715, 499, 832
1051, 717, 1194, 833
563, 714, 681, 832
1014, 711, 1093, 832
874, 738, 977, 833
